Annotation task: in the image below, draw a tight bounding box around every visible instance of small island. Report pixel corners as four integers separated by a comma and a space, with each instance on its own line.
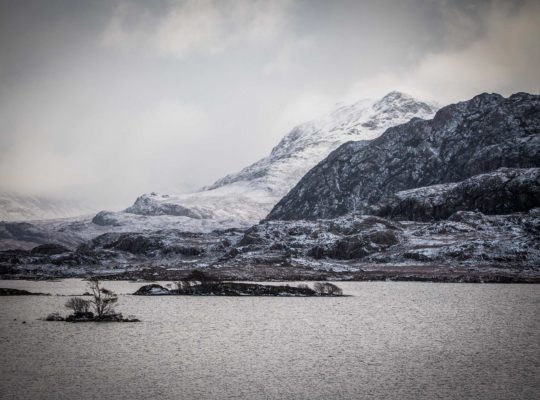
134, 270, 344, 297
0, 288, 48, 296
45, 278, 140, 323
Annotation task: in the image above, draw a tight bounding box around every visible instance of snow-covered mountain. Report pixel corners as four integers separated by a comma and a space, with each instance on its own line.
0, 193, 96, 222
109, 91, 437, 230
267, 92, 540, 221
0, 91, 437, 250
3, 92, 540, 283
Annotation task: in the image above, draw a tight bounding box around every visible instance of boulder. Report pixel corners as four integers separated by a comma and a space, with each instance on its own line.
133, 284, 171, 295
31, 243, 71, 255
326, 230, 399, 259
92, 211, 122, 226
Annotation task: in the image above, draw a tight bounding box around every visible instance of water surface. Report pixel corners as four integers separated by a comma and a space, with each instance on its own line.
0, 280, 538, 399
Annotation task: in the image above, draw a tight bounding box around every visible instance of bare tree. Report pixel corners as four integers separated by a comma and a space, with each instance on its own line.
87, 278, 118, 317
65, 297, 91, 313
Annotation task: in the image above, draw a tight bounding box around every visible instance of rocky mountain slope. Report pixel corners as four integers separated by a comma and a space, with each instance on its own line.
0, 91, 437, 250
2, 91, 539, 282
373, 167, 540, 221
267, 93, 540, 221
220, 209, 540, 281
107, 92, 437, 229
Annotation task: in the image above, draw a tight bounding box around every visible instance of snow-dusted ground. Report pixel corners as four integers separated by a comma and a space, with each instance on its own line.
3, 210, 538, 282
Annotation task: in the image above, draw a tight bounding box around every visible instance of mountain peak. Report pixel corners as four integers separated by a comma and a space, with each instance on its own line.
206, 92, 438, 194
373, 91, 437, 117
380, 90, 409, 101
111, 91, 438, 231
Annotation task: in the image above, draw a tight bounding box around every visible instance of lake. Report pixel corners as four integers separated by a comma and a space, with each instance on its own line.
0, 280, 538, 399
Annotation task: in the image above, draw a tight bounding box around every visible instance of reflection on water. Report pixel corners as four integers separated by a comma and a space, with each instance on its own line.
0, 280, 538, 400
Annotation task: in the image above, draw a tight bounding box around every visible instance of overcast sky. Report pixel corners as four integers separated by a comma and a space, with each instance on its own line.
1, 0, 538, 209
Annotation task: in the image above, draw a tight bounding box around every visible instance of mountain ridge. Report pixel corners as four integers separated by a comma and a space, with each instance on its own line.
118, 91, 437, 230
267, 92, 540, 221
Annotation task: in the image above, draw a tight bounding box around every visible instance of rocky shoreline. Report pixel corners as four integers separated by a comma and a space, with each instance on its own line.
2, 263, 539, 283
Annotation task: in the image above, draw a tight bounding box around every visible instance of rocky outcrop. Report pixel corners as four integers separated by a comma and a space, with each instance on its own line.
133, 284, 171, 295
230, 214, 404, 262
225, 211, 540, 268
124, 194, 210, 218
91, 211, 122, 226
324, 230, 399, 259
88, 230, 221, 257
30, 243, 71, 255
103, 234, 164, 255
373, 168, 540, 221
267, 93, 540, 221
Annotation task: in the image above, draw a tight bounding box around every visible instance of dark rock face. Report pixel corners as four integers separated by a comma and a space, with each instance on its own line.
30, 243, 71, 255
374, 168, 540, 221
104, 235, 163, 255
95, 232, 208, 257
326, 230, 399, 259
92, 211, 121, 226
267, 93, 540, 221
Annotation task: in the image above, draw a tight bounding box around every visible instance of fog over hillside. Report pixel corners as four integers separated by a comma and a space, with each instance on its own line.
1, 0, 538, 213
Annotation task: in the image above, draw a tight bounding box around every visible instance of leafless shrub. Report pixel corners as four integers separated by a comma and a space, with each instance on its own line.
65, 297, 91, 313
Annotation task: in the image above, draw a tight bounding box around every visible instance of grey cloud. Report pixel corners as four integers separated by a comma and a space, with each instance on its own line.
0, 0, 537, 210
